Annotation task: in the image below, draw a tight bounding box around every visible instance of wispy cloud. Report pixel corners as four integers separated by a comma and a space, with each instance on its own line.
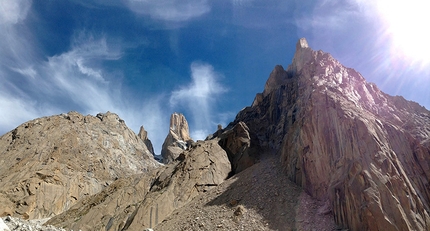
0, 0, 174, 154
170, 62, 228, 140
0, 0, 32, 24
0, 92, 43, 134
294, 0, 375, 31
124, 0, 210, 22
0, 29, 171, 153
0, 0, 230, 154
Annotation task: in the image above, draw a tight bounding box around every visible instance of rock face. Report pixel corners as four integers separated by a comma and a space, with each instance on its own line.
215, 122, 259, 175
161, 113, 193, 164
138, 125, 155, 155
231, 38, 430, 230
46, 139, 231, 231
0, 111, 159, 220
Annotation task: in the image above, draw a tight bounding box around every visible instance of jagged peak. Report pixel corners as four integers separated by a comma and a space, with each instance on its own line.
290, 37, 314, 74
138, 125, 155, 155
262, 65, 288, 97
161, 112, 193, 164
169, 112, 191, 141
260, 38, 312, 98
296, 37, 309, 50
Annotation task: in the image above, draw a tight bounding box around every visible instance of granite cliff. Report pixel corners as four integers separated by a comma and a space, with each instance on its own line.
46, 139, 231, 230
1, 38, 430, 231
0, 111, 159, 220
228, 38, 430, 230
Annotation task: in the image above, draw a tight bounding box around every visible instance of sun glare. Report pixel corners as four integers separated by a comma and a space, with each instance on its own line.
377, 0, 430, 66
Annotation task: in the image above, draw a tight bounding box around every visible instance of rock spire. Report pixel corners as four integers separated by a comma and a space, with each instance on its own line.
160, 113, 193, 164
138, 125, 155, 155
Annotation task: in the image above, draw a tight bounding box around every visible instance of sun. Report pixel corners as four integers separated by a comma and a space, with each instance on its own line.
377, 0, 430, 66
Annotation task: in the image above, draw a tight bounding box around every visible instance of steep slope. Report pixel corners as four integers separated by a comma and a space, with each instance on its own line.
46, 139, 231, 230
231, 38, 430, 230
154, 153, 336, 231
0, 111, 159, 219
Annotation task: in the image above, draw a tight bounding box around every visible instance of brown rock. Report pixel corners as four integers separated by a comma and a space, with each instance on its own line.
0, 111, 159, 219
47, 139, 231, 230
217, 121, 258, 174
229, 199, 238, 207
138, 125, 155, 155
161, 113, 193, 164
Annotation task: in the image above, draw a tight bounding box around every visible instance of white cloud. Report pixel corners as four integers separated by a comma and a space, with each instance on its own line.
11, 66, 37, 78
0, 27, 171, 154
0, 32, 122, 124
170, 62, 227, 140
0, 0, 32, 24
294, 0, 377, 31
124, 0, 210, 22
0, 93, 39, 133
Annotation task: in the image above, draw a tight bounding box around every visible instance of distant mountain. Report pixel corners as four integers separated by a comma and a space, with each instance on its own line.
1, 38, 430, 231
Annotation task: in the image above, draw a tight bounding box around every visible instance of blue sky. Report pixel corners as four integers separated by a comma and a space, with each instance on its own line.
1, 0, 429, 154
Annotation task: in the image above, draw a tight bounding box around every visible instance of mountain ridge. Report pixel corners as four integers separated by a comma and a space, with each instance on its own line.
229, 38, 430, 230
1, 38, 430, 231
0, 111, 159, 220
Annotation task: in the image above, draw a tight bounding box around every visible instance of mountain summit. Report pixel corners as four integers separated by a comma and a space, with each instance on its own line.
1, 38, 430, 231
161, 113, 193, 164
0, 111, 159, 220
231, 38, 430, 230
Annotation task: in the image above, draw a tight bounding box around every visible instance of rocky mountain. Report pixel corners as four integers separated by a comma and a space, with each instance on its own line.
46, 139, 231, 230
1, 38, 430, 231
226, 38, 430, 230
0, 111, 159, 220
161, 113, 193, 164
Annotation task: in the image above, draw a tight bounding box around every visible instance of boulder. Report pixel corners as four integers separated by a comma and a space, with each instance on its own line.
217, 121, 257, 174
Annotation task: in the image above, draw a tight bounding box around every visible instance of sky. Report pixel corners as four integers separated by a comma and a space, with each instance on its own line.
1, 0, 429, 154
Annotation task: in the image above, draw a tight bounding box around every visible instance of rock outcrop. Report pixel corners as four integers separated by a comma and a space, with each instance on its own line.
0, 111, 159, 220
161, 113, 193, 164
215, 122, 259, 175
46, 139, 231, 230
231, 38, 430, 230
138, 125, 155, 155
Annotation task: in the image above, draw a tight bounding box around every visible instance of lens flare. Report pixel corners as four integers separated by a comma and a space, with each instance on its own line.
377, 0, 430, 66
